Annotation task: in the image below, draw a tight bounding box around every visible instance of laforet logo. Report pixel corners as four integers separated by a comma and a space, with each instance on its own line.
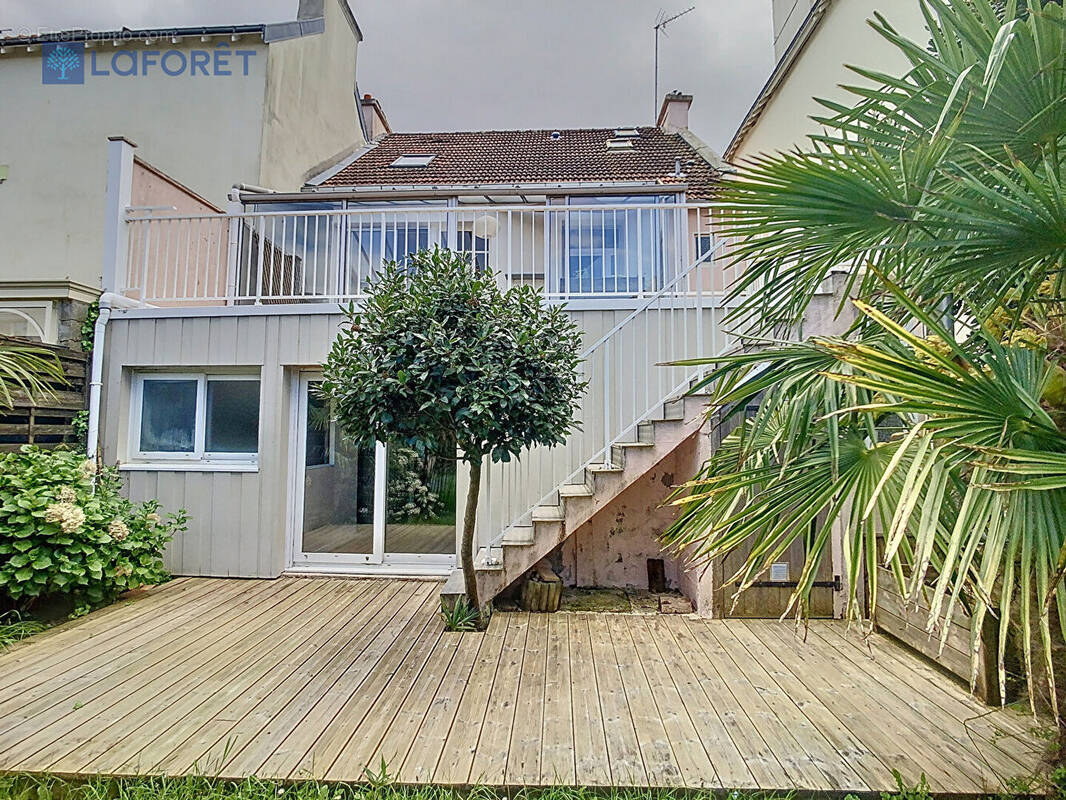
42, 41, 85, 84
39, 38, 256, 85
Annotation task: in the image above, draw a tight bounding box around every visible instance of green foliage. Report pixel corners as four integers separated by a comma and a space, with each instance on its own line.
665, 0, 1066, 730
386, 446, 442, 523
321, 248, 585, 466
321, 248, 585, 614
0, 610, 46, 650
0, 773, 1037, 800
71, 409, 89, 446
719, 0, 1066, 336
80, 301, 100, 354
0, 343, 65, 409
440, 597, 479, 632
0, 446, 187, 610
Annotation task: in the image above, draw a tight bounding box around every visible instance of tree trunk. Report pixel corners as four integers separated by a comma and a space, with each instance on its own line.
462, 456, 482, 623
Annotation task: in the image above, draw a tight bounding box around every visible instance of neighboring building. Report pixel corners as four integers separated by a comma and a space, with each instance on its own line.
94, 92, 744, 613
723, 0, 930, 618
728, 0, 927, 162
0, 0, 366, 345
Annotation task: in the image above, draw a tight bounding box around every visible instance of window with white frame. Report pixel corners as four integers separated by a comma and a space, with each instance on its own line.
131, 373, 261, 463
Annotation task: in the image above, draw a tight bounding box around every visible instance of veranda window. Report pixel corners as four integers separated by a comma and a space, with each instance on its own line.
563, 194, 681, 295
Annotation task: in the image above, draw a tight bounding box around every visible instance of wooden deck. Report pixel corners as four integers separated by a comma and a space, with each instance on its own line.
0, 577, 1045, 793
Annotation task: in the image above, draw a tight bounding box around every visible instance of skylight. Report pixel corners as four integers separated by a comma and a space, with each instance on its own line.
389, 154, 435, 167
613, 128, 640, 138
606, 139, 634, 150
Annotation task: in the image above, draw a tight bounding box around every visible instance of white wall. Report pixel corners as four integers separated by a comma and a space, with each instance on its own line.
734, 0, 928, 160
773, 0, 817, 59
0, 40, 268, 293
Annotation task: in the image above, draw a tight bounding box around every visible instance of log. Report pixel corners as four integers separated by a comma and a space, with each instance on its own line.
520, 560, 563, 612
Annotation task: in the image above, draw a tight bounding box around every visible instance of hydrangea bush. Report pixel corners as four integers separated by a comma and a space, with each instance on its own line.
0, 446, 187, 610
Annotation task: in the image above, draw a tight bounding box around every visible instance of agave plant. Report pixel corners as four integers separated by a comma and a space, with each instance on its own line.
663, 0, 1066, 731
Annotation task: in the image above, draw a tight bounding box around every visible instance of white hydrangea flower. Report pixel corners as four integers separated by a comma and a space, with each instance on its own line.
108, 518, 130, 542
44, 501, 86, 534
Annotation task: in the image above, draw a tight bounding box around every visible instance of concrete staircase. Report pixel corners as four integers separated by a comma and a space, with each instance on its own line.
443, 387, 711, 607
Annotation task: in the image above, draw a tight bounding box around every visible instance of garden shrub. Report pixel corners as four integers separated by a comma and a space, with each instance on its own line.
0, 446, 187, 611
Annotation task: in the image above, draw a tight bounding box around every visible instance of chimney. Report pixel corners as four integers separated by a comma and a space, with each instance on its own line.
657, 91, 692, 133
360, 93, 392, 140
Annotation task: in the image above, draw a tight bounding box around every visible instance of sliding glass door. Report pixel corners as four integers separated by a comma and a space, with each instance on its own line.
289, 373, 457, 573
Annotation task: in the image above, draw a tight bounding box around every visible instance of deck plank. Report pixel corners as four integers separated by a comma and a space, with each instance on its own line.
432, 611, 507, 785
231, 581, 433, 780
712, 621, 870, 791
744, 619, 984, 793
505, 612, 547, 786
537, 613, 575, 785
586, 614, 646, 786
469, 614, 528, 785
149, 579, 412, 776
644, 616, 757, 789
566, 614, 612, 786
397, 629, 483, 783
0, 578, 1045, 794
106, 579, 381, 775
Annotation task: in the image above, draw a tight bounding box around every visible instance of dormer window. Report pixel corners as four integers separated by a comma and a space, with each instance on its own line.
389, 154, 435, 167
613, 128, 639, 138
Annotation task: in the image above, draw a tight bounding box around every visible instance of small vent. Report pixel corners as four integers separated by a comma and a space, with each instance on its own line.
769, 562, 790, 582
606, 139, 634, 150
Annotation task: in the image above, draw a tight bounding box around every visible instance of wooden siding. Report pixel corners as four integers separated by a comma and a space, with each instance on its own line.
874, 566, 999, 703
100, 306, 723, 578
101, 311, 346, 578
0, 577, 1044, 792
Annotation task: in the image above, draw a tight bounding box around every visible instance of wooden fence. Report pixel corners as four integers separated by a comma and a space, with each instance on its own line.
0, 336, 87, 451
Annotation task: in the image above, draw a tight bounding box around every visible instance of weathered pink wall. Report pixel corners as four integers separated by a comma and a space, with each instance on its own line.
558, 437, 694, 592
555, 422, 719, 616
128, 157, 227, 306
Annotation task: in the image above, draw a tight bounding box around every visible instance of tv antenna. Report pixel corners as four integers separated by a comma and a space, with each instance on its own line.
654, 7, 695, 120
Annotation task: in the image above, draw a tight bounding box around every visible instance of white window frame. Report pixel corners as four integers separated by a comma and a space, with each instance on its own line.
129, 371, 261, 466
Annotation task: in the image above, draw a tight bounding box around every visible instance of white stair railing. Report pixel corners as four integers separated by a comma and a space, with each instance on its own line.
477, 232, 740, 553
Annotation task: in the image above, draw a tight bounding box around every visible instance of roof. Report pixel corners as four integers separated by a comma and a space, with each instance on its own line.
0, 25, 270, 47
314, 127, 721, 199
724, 0, 833, 161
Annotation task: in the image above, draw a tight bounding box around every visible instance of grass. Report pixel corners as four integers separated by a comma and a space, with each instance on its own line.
0, 611, 46, 651
0, 776, 846, 800
0, 769, 1061, 800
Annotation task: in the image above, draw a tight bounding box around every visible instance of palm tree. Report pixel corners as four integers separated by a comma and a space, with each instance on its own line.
663, 0, 1066, 742
0, 343, 64, 410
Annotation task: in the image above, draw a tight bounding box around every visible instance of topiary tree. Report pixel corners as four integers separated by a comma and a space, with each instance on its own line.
321, 247, 585, 619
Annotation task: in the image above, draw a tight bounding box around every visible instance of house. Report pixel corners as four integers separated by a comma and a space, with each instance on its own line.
728, 0, 928, 161
92, 91, 761, 614
0, 0, 367, 346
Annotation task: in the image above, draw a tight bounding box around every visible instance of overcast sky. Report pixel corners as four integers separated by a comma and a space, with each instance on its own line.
0, 0, 773, 152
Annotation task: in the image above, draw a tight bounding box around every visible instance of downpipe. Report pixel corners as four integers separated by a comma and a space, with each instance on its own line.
85, 292, 143, 464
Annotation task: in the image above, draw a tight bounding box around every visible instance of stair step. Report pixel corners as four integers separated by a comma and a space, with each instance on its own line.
475, 546, 504, 571
502, 526, 535, 546
614, 440, 655, 449
531, 506, 565, 523
588, 463, 624, 475
559, 483, 594, 498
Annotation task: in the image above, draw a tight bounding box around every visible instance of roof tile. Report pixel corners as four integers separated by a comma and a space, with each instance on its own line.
320, 127, 719, 198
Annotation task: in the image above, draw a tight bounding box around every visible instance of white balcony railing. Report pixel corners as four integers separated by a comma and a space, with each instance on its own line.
119, 202, 735, 305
